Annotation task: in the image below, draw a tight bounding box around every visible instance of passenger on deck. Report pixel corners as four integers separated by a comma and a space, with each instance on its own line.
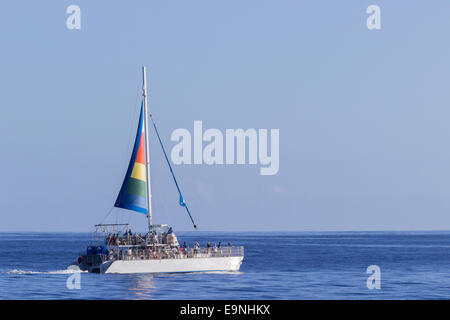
167, 231, 179, 246
227, 242, 232, 256
147, 247, 152, 259
107, 234, 115, 246
194, 242, 200, 255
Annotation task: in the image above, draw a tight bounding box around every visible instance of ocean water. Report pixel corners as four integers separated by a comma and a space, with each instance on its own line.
1, 231, 450, 299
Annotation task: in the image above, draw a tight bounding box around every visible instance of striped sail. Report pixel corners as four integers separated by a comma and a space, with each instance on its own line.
114, 104, 147, 214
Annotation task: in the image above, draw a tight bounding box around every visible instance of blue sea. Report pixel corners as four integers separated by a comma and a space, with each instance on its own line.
1, 231, 450, 299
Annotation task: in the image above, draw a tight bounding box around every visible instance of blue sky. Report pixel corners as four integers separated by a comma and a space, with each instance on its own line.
1, 1, 450, 232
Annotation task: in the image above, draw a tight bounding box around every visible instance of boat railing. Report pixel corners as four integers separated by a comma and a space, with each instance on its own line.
99, 246, 244, 262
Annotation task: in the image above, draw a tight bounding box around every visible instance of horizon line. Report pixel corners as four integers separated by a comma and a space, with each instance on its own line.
1, 229, 450, 233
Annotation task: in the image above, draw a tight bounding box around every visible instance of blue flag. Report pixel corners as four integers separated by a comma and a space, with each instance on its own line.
179, 194, 186, 207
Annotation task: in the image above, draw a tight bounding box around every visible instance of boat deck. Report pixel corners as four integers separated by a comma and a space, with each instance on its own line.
81, 246, 244, 265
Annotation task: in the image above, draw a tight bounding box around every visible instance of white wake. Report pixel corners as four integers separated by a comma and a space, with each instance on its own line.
4, 268, 87, 275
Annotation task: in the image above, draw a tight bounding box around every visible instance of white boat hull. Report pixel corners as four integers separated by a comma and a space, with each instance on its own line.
99, 256, 244, 274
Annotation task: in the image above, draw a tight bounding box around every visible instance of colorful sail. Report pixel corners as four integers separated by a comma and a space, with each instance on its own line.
114, 103, 147, 214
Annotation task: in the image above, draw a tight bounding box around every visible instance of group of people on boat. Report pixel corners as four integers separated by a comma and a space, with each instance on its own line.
109, 241, 234, 261
105, 227, 179, 247
99, 228, 234, 261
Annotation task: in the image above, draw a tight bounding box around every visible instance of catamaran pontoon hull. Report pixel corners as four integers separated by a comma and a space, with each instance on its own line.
93, 256, 243, 274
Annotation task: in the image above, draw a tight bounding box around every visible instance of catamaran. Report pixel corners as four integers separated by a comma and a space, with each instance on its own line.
72, 67, 244, 274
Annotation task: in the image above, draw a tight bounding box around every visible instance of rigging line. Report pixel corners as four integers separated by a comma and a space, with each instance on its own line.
99, 207, 114, 225
149, 113, 198, 230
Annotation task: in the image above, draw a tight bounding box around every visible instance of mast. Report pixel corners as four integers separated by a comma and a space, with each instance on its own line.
142, 66, 153, 231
